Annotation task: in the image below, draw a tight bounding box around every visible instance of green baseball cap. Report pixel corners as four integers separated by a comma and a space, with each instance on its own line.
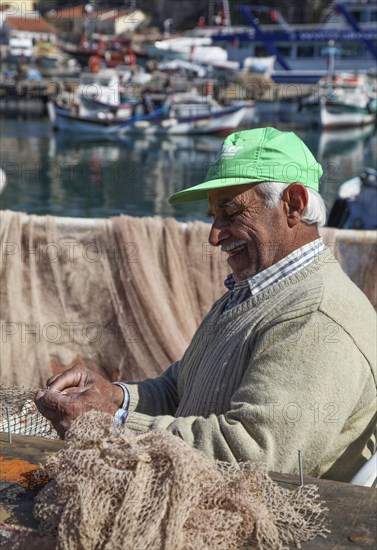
168, 127, 322, 204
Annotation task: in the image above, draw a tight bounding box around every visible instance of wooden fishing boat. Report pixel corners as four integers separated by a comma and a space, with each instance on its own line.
114, 93, 247, 136
49, 92, 247, 137
47, 101, 134, 136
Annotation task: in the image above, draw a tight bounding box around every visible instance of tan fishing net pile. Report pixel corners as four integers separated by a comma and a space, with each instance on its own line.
34, 411, 329, 550
1, 210, 376, 391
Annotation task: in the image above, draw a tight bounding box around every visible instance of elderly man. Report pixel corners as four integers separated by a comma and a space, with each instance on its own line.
35, 127, 376, 481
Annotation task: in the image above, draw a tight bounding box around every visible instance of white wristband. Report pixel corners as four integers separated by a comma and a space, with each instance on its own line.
112, 382, 130, 411
114, 408, 128, 428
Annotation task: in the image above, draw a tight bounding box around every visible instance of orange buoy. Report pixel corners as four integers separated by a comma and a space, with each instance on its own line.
89, 55, 100, 73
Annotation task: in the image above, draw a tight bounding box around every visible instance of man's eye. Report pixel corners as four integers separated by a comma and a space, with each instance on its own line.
227, 210, 241, 219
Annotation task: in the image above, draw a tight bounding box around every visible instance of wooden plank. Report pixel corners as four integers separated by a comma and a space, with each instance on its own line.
271, 472, 376, 548
1, 432, 376, 548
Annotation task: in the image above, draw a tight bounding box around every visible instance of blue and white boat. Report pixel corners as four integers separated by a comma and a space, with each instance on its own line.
48, 92, 247, 137
47, 101, 135, 136
114, 93, 247, 136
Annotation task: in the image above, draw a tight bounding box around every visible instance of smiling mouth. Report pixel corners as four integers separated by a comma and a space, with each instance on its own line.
221, 241, 248, 257
228, 245, 247, 257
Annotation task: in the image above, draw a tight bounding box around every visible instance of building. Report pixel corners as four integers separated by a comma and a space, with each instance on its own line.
0, 3, 55, 62
1, 11, 56, 44
0, 1, 40, 15
52, 4, 145, 43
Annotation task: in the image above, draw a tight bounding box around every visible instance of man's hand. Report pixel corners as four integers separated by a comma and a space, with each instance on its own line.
34, 356, 124, 439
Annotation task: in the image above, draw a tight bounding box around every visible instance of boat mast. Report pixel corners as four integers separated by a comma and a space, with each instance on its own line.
208, 1, 231, 26
222, 0, 231, 27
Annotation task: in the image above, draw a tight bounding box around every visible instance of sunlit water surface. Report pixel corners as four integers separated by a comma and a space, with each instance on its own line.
1, 116, 376, 222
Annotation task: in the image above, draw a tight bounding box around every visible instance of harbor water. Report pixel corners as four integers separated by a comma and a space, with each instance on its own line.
1, 115, 376, 222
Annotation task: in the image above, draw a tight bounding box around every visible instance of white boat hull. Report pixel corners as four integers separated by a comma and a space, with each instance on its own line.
318, 73, 377, 129
50, 99, 247, 137
117, 105, 247, 136
320, 101, 376, 129
51, 105, 131, 136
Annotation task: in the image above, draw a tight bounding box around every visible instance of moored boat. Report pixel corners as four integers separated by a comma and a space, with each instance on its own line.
47, 68, 136, 135
319, 73, 377, 128
114, 93, 247, 136
33, 42, 81, 78
49, 91, 247, 137
47, 101, 134, 136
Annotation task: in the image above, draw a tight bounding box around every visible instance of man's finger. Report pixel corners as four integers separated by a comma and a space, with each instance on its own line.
37, 388, 70, 410
63, 387, 86, 396
35, 389, 45, 401
35, 393, 63, 420
46, 373, 61, 387
47, 365, 85, 392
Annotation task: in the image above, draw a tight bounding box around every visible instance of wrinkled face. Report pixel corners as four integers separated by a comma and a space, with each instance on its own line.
207, 184, 289, 281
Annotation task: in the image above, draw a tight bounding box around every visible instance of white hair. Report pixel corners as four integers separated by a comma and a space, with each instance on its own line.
257, 182, 327, 227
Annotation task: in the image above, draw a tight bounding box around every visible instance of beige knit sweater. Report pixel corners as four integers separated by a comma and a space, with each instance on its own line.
125, 249, 376, 481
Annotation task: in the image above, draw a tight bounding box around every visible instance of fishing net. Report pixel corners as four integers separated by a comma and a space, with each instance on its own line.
0, 210, 227, 388
34, 411, 329, 550
0, 210, 376, 392
0, 386, 58, 439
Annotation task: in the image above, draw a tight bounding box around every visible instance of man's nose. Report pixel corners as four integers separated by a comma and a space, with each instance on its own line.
208, 221, 228, 247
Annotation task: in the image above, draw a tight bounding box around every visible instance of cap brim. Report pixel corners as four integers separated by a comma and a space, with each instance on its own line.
168, 177, 265, 204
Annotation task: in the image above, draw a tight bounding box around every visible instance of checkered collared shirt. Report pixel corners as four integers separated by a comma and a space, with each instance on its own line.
223, 238, 325, 312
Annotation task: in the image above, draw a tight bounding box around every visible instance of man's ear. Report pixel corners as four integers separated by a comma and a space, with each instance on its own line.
282, 183, 308, 227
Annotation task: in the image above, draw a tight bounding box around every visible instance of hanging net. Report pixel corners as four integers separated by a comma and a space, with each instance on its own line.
0, 211, 227, 388
1, 210, 375, 392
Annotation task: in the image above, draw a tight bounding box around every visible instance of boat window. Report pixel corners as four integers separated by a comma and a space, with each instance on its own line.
297, 45, 315, 57
277, 46, 292, 57
340, 45, 365, 58
255, 46, 268, 57
172, 104, 211, 118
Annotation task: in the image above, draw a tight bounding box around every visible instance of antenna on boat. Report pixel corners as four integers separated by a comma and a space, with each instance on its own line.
326, 40, 337, 80
163, 18, 173, 36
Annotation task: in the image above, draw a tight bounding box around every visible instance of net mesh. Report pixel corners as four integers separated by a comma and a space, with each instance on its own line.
0, 386, 58, 439
34, 411, 329, 550
1, 211, 376, 391
0, 211, 227, 388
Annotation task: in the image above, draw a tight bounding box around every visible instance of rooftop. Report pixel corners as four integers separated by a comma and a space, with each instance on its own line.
6, 15, 55, 33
